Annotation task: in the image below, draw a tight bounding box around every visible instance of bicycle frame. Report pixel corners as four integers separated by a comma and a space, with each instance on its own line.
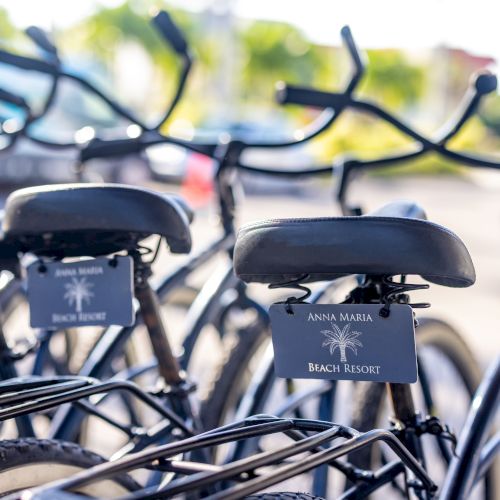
440, 356, 500, 499
47, 231, 234, 439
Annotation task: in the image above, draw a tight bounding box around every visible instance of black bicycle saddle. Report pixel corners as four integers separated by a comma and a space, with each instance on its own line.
234, 201, 475, 288
2, 183, 193, 257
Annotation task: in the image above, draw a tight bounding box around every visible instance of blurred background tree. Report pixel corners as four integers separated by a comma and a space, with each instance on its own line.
0, 7, 16, 40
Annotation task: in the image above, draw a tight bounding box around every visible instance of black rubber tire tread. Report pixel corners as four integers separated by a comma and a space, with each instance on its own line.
0, 438, 139, 493
245, 493, 324, 500
200, 321, 267, 431
348, 317, 495, 498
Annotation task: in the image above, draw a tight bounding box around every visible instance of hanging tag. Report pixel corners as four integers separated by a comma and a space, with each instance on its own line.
27, 256, 135, 328
270, 303, 417, 383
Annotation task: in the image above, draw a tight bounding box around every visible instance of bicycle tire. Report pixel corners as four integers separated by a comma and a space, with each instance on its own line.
245, 493, 324, 500
0, 438, 139, 496
199, 320, 267, 430
349, 317, 495, 499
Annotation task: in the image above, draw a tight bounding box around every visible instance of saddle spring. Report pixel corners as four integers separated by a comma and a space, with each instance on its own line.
269, 274, 430, 318
269, 274, 311, 315
130, 237, 163, 265
378, 276, 431, 318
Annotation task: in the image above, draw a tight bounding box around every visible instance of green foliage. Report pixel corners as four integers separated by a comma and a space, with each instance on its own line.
360, 50, 426, 107
62, 3, 176, 67
239, 21, 329, 94
58, 4, 428, 114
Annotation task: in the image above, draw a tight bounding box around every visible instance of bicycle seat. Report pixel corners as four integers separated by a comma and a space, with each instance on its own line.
234, 201, 475, 287
2, 183, 192, 257
170, 194, 195, 224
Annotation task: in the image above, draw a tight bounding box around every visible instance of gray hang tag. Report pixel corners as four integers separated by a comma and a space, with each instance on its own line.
27, 256, 135, 329
270, 303, 417, 384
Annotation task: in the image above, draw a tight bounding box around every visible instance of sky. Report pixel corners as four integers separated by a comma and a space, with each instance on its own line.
0, 0, 498, 62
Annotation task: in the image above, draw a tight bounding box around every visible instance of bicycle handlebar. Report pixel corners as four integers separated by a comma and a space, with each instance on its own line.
276, 25, 364, 107
239, 67, 500, 190
0, 10, 192, 134
437, 71, 497, 145
0, 49, 57, 74
0, 21, 498, 190
152, 10, 189, 56
149, 11, 193, 130
340, 26, 365, 93
0, 87, 30, 112
77, 12, 342, 154
25, 26, 58, 58
331, 70, 500, 214
79, 132, 218, 163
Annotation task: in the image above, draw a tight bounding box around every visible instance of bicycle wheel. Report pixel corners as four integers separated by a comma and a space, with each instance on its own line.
0, 276, 93, 379
245, 494, 324, 499
200, 322, 344, 498
199, 318, 268, 430
349, 317, 495, 499
69, 283, 201, 452
199, 280, 354, 431
0, 438, 138, 496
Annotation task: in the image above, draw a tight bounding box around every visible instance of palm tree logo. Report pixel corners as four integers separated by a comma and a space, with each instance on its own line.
64, 277, 94, 313
321, 323, 363, 363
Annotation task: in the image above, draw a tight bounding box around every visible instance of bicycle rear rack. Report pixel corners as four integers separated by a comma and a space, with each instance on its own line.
30, 415, 438, 500
0, 375, 194, 445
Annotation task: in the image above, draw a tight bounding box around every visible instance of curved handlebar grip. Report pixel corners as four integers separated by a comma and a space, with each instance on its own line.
473, 71, 497, 96
275, 81, 346, 108
276, 26, 365, 109
340, 26, 364, 75
25, 26, 58, 56
152, 10, 188, 56
0, 88, 29, 110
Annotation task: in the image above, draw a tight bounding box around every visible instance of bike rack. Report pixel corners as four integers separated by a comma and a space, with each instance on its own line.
0, 375, 194, 440
30, 416, 438, 499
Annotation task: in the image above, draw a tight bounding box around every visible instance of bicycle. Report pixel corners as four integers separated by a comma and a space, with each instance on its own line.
0, 180, 202, 493
274, 63, 499, 497
0, 13, 352, 445
0, 19, 497, 481
10, 204, 498, 499
0, 33, 348, 486
195, 42, 499, 500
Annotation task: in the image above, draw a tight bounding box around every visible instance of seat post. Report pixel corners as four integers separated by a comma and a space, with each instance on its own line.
386, 383, 425, 464
132, 253, 183, 386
